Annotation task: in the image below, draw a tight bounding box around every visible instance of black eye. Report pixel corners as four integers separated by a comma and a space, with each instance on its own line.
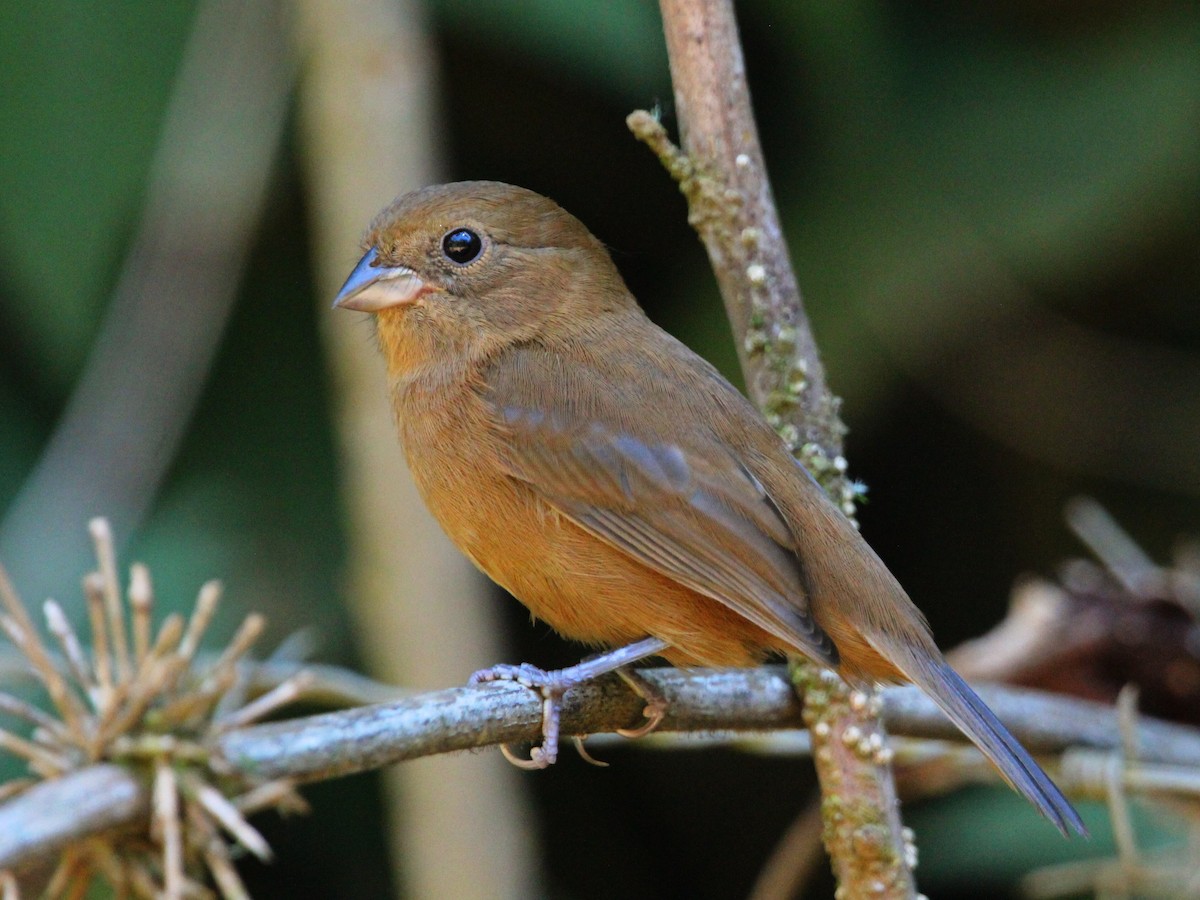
442, 228, 483, 264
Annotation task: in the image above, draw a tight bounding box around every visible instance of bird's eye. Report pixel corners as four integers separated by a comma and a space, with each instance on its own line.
442, 228, 483, 265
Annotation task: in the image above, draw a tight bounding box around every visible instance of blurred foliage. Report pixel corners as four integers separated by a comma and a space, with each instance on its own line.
1, 0, 1198, 897
0, 1, 196, 385
907, 784, 1183, 889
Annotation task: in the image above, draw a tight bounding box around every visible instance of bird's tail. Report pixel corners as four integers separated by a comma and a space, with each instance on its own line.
893, 653, 1087, 837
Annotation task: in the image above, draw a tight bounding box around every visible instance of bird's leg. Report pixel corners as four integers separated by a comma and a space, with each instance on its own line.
469, 636, 669, 769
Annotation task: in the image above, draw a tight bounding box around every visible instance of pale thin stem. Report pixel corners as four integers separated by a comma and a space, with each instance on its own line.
64, 868, 90, 900
0, 727, 70, 775
0, 690, 67, 736
191, 780, 273, 862
0, 779, 33, 803
0, 566, 36, 643
213, 670, 316, 733
83, 573, 114, 707
81, 838, 130, 897
96, 618, 186, 744
89, 519, 132, 684
187, 803, 253, 900
1066, 498, 1162, 595
1125, 764, 1200, 794
200, 614, 265, 691
129, 563, 154, 669
142, 614, 186, 697
233, 779, 308, 817
44, 849, 78, 899
43, 600, 97, 701
178, 581, 221, 664
98, 662, 187, 749
1109, 686, 1142, 881
129, 864, 162, 900
204, 839, 252, 900
1105, 756, 1139, 883
0, 616, 89, 740
153, 760, 184, 900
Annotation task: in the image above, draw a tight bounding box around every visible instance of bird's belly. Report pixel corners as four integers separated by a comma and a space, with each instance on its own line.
407, 439, 778, 667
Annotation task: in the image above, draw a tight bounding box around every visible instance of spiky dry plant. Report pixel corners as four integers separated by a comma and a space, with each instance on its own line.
0, 518, 311, 898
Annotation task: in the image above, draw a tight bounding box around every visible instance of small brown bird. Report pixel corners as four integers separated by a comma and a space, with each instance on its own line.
334, 181, 1085, 836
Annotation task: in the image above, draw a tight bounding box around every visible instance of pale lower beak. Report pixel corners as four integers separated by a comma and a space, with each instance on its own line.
333, 247, 428, 312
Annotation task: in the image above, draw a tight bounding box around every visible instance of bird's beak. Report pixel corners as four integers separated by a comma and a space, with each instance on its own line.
333, 247, 428, 312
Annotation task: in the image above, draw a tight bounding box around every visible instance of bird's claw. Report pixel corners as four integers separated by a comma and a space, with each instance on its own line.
614, 667, 667, 739
499, 742, 553, 770
572, 736, 610, 768
616, 708, 664, 740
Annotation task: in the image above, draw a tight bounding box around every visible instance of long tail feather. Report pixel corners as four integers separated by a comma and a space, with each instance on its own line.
903, 659, 1087, 837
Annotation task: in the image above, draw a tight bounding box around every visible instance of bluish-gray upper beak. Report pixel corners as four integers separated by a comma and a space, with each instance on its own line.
333, 247, 428, 312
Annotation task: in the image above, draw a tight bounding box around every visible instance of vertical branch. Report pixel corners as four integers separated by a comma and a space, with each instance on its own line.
632, 0, 916, 896
292, 2, 541, 898
628, 5, 856, 512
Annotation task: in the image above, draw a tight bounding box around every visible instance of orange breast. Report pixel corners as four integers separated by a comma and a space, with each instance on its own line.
396, 380, 782, 668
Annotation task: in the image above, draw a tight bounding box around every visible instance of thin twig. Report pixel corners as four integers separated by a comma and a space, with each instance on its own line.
188, 778, 272, 863
43, 600, 97, 703
153, 760, 184, 900
0, 727, 70, 776
177, 583, 221, 664
0, 617, 88, 740
0, 691, 67, 737
129, 564, 154, 670
90, 519, 132, 685
213, 671, 316, 733
83, 574, 114, 709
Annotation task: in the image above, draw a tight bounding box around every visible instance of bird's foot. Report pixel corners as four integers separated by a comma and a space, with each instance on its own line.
468, 636, 670, 770
469, 662, 573, 769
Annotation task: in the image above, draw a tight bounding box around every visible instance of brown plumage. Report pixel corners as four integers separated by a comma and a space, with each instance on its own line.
334, 181, 1085, 836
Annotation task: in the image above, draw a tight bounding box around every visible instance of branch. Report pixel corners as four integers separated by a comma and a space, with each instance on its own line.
0, 765, 149, 870
632, 3, 849, 488
633, 0, 909, 893
6, 668, 1200, 872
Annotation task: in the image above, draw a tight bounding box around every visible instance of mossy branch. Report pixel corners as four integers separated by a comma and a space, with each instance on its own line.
632, 0, 910, 893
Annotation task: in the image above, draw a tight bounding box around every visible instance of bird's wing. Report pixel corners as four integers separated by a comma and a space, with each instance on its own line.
483, 346, 838, 666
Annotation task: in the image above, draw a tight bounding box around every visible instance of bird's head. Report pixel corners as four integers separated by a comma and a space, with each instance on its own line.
334, 181, 633, 367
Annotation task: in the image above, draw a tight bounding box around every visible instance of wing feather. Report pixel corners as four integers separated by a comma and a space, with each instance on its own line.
489, 350, 837, 666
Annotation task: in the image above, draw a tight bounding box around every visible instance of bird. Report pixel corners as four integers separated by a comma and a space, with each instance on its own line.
333, 180, 1086, 837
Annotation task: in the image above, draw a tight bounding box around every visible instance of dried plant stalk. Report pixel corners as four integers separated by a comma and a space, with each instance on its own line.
0, 520, 307, 895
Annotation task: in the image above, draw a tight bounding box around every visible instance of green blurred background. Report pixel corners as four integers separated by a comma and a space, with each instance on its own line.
1, 0, 1198, 897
